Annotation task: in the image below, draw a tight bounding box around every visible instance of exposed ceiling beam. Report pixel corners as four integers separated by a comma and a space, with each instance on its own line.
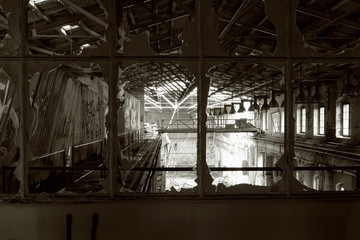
29, 45, 59, 55
233, 41, 264, 53
306, 40, 341, 53
58, 0, 76, 15
160, 63, 187, 83
209, 65, 259, 97
54, 36, 101, 52
297, 6, 360, 31
29, 1, 53, 23
169, 62, 194, 81
122, 0, 152, 9
128, 8, 138, 34
219, 18, 277, 36
141, 2, 174, 33
78, 21, 105, 41
157, 65, 186, 93
34, 7, 104, 33
60, 0, 108, 28
313, 7, 360, 35
173, 0, 195, 18
155, 68, 182, 94
219, 0, 261, 39
177, 79, 196, 103
219, 0, 248, 39
130, 12, 189, 32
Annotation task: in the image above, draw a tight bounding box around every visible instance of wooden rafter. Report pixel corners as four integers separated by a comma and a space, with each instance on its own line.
219, 0, 261, 39
34, 6, 104, 33
173, 0, 195, 18
141, 2, 175, 33
78, 21, 105, 41
297, 6, 360, 31
313, 7, 360, 36
60, 0, 108, 28
28, 1, 53, 23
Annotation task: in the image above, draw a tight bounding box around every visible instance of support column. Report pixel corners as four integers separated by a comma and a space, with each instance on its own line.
98, 80, 105, 142
19, 0, 29, 197
325, 82, 336, 141
195, 0, 213, 196
282, 0, 296, 193
107, 0, 120, 197
282, 63, 296, 193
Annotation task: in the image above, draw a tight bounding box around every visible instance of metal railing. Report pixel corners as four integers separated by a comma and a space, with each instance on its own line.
2, 129, 360, 194
158, 118, 258, 132
1, 129, 145, 193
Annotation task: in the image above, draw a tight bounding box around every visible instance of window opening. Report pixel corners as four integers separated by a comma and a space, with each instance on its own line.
342, 103, 350, 136
301, 107, 306, 133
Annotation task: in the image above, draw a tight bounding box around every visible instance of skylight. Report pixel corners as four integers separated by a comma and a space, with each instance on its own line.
80, 43, 91, 49
32, 0, 51, 3
61, 25, 79, 31
60, 25, 79, 35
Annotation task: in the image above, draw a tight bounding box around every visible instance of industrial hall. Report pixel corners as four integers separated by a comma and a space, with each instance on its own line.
0, 0, 360, 239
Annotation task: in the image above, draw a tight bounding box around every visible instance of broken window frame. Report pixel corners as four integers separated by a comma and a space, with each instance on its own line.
2, 0, 360, 199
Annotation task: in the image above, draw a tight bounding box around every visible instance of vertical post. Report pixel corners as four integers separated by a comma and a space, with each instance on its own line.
107, 61, 118, 196
283, 0, 296, 194
195, 0, 213, 196
71, 146, 75, 190
63, 149, 67, 187
19, 0, 29, 198
62, 149, 67, 166
98, 80, 105, 149
106, 0, 121, 197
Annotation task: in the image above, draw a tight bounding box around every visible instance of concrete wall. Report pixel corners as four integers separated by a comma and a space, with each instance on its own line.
0, 198, 360, 240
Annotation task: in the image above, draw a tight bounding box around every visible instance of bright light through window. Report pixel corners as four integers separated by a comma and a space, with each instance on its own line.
342, 103, 350, 136
301, 107, 306, 133
314, 106, 325, 136
281, 110, 284, 133
319, 106, 325, 135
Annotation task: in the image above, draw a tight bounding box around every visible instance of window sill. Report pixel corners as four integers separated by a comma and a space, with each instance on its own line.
336, 136, 351, 139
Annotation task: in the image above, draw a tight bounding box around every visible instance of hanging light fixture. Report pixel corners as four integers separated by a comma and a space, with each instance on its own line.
295, 86, 308, 104
223, 104, 232, 114
248, 96, 258, 111
295, 64, 308, 104
261, 97, 270, 111
229, 92, 236, 114
269, 89, 279, 108
229, 103, 236, 114
214, 107, 222, 116
248, 83, 258, 111
311, 64, 323, 104
337, 73, 359, 102
238, 100, 246, 112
